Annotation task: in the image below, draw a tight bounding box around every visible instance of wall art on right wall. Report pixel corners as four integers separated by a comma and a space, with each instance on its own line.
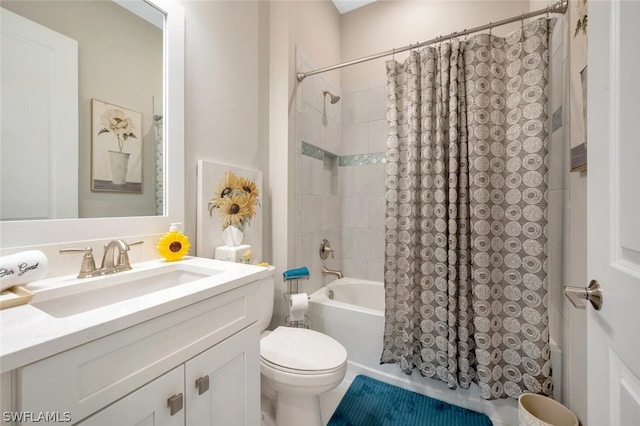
570, 0, 588, 172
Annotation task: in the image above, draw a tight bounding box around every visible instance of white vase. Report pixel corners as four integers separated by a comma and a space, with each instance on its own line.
109, 150, 130, 185
222, 223, 244, 247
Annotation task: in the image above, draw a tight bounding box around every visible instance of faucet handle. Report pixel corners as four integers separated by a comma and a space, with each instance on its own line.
114, 240, 143, 272
60, 247, 101, 278
319, 239, 335, 259
115, 251, 132, 272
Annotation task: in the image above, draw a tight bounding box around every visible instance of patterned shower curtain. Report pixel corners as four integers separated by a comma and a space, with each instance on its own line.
381, 18, 553, 400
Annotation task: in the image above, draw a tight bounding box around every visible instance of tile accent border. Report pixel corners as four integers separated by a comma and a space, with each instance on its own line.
339, 152, 386, 166
302, 141, 386, 167
301, 141, 325, 161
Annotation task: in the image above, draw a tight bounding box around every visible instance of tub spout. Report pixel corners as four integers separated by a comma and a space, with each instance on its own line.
322, 267, 343, 279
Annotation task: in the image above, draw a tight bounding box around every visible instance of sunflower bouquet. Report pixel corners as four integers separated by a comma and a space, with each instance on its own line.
208, 171, 259, 230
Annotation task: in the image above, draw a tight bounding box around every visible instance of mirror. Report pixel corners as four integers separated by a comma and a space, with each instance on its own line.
0, 0, 184, 247
1, 0, 164, 220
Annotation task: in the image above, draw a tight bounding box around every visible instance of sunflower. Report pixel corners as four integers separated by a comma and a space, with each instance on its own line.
157, 231, 191, 262
208, 171, 239, 215
218, 194, 250, 229
236, 176, 259, 198
209, 171, 261, 231
236, 176, 260, 218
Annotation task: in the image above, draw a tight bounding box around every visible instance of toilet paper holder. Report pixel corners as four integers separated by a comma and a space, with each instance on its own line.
283, 275, 310, 329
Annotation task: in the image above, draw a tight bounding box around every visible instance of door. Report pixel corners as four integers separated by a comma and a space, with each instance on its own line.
0, 8, 78, 220
587, 1, 640, 425
78, 366, 184, 426
185, 323, 260, 426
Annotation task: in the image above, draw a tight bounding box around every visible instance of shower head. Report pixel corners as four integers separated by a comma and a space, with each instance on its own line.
323, 89, 341, 104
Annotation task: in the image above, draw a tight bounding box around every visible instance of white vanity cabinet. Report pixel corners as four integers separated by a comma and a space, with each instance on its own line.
78, 323, 259, 426
11, 277, 267, 426
77, 365, 184, 426
185, 323, 259, 425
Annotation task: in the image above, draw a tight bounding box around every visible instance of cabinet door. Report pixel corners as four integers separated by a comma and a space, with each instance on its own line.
185, 323, 260, 426
78, 366, 184, 426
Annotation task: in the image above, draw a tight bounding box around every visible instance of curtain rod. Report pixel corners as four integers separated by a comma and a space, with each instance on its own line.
296, 0, 568, 82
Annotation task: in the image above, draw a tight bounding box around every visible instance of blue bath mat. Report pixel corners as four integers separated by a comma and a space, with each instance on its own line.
328, 375, 493, 426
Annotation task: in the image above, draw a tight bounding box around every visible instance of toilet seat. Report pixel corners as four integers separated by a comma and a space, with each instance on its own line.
260, 326, 347, 374
260, 356, 345, 375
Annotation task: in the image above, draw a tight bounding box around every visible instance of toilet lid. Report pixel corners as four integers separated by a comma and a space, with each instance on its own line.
260, 327, 347, 372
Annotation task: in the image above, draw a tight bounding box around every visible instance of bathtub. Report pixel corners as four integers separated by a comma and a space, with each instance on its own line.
308, 277, 562, 426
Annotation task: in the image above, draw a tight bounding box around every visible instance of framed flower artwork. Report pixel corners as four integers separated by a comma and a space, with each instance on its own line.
91, 98, 143, 192
196, 160, 263, 261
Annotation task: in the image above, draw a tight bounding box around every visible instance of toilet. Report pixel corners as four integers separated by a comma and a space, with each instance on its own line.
258, 276, 347, 426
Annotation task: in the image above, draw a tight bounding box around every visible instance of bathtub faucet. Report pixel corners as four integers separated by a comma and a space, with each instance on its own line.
322, 266, 343, 280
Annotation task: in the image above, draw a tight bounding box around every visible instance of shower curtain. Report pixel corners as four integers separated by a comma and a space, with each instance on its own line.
381, 18, 553, 400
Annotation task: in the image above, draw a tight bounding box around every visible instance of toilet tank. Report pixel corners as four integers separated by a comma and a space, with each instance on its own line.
258, 275, 275, 331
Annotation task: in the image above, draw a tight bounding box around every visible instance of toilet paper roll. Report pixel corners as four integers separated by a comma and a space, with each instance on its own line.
289, 292, 308, 322
0, 250, 48, 291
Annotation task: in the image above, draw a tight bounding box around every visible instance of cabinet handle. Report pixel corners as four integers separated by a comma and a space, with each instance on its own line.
195, 375, 210, 395
167, 393, 184, 415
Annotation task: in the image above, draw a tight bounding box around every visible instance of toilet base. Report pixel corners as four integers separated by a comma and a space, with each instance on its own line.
275, 393, 322, 426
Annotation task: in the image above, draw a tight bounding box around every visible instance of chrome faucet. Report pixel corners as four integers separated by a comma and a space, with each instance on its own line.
322, 266, 343, 280
61, 240, 143, 278
100, 239, 132, 274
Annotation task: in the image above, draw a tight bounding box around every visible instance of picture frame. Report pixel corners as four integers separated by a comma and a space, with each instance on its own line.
91, 98, 143, 192
569, 0, 588, 173
571, 66, 588, 172
196, 160, 263, 261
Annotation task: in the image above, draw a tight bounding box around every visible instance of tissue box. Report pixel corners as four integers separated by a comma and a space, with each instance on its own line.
214, 245, 252, 263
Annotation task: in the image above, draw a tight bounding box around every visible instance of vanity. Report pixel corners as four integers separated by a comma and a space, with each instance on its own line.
0, 257, 274, 425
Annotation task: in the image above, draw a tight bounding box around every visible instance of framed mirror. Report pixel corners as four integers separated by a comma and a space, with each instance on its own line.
0, 0, 184, 248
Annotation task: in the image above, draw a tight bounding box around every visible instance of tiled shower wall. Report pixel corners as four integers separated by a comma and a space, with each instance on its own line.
296, 46, 388, 287
338, 83, 387, 281
295, 49, 343, 296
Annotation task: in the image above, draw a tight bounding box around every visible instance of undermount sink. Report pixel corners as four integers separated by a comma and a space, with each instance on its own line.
31, 263, 220, 318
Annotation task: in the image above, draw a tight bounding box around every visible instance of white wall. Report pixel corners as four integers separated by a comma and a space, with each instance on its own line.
182, 0, 270, 263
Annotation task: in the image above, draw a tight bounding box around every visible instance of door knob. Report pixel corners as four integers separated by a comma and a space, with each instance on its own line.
564, 280, 603, 311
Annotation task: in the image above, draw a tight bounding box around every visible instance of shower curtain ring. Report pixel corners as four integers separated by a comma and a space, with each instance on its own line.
489, 23, 492, 37
521, 13, 525, 28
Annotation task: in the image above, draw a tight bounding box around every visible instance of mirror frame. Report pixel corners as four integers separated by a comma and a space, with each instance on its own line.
0, 0, 184, 248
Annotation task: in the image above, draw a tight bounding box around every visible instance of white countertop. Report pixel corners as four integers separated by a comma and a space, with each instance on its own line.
0, 257, 273, 373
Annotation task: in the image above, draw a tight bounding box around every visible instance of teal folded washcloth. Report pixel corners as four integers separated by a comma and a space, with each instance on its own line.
283, 266, 309, 280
